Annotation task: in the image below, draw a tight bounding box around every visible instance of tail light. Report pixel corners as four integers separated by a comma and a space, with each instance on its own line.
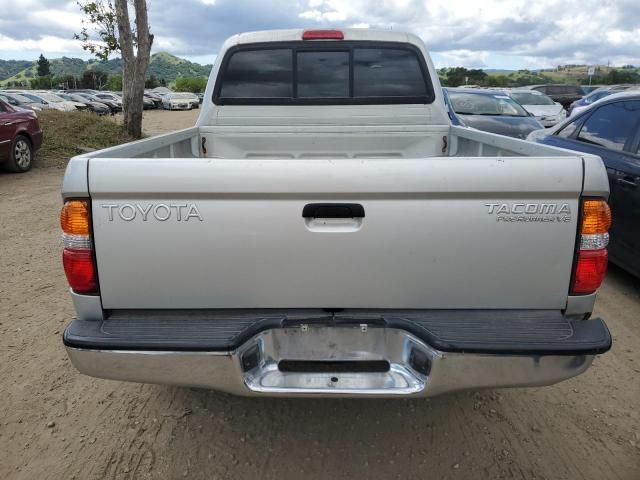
302, 30, 344, 40
61, 200, 98, 294
571, 199, 611, 295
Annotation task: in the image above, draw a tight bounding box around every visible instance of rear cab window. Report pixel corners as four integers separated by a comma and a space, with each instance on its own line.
214, 42, 434, 105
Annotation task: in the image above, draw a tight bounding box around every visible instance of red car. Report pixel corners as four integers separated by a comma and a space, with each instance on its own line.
0, 99, 43, 172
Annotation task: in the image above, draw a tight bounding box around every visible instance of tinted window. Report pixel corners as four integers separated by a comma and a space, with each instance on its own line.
220, 49, 292, 98
448, 92, 528, 116
584, 90, 612, 104
353, 48, 427, 97
216, 42, 434, 104
577, 101, 640, 151
556, 119, 581, 139
297, 51, 349, 98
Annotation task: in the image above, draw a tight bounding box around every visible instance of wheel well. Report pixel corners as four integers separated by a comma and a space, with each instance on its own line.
15, 131, 33, 147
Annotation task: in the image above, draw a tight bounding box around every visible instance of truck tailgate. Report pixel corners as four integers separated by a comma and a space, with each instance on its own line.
89, 157, 583, 309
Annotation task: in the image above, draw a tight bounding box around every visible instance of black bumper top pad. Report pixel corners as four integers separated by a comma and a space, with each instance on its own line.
64, 309, 611, 355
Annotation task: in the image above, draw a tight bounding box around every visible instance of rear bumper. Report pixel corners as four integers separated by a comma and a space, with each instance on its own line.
63, 310, 611, 397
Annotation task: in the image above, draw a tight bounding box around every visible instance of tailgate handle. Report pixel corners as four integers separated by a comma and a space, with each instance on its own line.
302, 203, 365, 219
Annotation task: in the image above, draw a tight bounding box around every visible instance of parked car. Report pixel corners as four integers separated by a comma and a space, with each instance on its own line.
75, 93, 120, 114
161, 92, 193, 110
61, 29, 611, 398
444, 88, 543, 138
0, 92, 43, 112
508, 89, 567, 127
55, 93, 90, 111
34, 91, 84, 111
581, 85, 605, 95
140, 96, 152, 109
19, 92, 76, 112
144, 92, 163, 108
525, 85, 584, 108
0, 99, 43, 172
528, 92, 640, 276
94, 92, 123, 108
182, 92, 200, 109
569, 85, 638, 117
64, 93, 110, 115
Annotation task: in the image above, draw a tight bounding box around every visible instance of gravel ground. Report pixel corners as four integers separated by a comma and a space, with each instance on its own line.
0, 109, 639, 479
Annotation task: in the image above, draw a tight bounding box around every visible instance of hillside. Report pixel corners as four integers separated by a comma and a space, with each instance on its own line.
0, 52, 212, 86
0, 60, 34, 81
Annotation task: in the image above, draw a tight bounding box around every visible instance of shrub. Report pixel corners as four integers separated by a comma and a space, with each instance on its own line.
35, 110, 135, 168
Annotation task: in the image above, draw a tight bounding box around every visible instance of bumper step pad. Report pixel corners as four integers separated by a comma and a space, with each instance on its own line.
64, 309, 611, 355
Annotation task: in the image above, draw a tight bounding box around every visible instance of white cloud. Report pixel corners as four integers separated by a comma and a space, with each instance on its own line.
0, 33, 83, 56
0, 0, 639, 69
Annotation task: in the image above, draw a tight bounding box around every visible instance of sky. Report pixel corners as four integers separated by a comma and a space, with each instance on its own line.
0, 0, 639, 70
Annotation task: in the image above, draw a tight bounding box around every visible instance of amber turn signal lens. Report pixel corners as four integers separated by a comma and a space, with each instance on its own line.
581, 200, 611, 235
61, 200, 90, 235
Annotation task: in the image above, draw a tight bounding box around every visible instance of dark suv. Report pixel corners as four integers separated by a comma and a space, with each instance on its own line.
526, 85, 584, 108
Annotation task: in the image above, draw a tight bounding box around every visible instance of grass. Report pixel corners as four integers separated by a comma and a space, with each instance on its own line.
35, 110, 135, 168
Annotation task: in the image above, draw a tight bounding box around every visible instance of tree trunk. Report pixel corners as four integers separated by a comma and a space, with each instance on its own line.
115, 0, 153, 139
121, 63, 145, 138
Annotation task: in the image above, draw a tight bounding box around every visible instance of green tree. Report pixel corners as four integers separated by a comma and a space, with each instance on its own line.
30, 75, 53, 89
53, 74, 79, 89
174, 76, 207, 93
485, 75, 509, 87
438, 67, 487, 87
75, 0, 153, 138
144, 74, 159, 88
36, 53, 51, 77
107, 74, 123, 91
81, 69, 108, 89
607, 69, 639, 84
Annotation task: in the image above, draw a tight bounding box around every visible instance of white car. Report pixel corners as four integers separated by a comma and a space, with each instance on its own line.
161, 93, 194, 110
23, 92, 77, 112
509, 90, 566, 127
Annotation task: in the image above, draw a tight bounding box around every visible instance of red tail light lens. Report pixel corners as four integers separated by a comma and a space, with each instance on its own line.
63, 248, 98, 293
302, 30, 344, 40
571, 198, 610, 295
572, 249, 608, 294
61, 199, 98, 294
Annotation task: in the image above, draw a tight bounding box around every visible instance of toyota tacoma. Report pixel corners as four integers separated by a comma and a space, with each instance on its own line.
61, 29, 612, 397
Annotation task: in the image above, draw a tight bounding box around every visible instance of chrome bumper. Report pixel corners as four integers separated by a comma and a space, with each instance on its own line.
65, 325, 594, 397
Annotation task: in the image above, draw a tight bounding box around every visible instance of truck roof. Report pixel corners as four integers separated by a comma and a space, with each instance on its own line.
224, 28, 425, 49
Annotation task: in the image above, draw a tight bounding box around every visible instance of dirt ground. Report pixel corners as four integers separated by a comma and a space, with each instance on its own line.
1, 110, 639, 480
138, 108, 201, 136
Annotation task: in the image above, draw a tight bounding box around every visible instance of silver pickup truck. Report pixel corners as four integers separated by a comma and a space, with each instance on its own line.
61, 29, 612, 397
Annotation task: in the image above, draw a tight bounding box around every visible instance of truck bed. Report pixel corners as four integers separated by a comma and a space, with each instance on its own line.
83, 123, 586, 160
